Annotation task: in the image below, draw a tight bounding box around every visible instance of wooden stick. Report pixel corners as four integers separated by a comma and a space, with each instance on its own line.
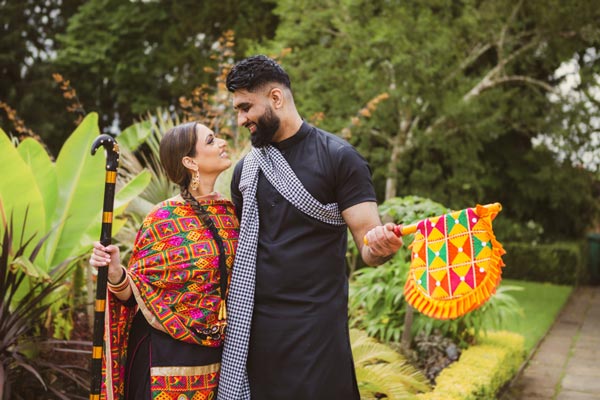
365, 203, 502, 245
89, 134, 119, 400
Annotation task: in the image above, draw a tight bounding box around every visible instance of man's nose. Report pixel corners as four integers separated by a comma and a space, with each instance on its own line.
237, 112, 246, 127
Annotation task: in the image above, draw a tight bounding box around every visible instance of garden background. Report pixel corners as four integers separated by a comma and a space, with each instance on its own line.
1, 0, 599, 399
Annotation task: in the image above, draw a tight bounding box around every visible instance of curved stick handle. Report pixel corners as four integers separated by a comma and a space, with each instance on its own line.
89, 134, 120, 399
90, 135, 120, 246
91, 134, 120, 171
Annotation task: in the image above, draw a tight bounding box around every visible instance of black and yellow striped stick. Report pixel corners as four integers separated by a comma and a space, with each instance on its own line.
89, 134, 120, 400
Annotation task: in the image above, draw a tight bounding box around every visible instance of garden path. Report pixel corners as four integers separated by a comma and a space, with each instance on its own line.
501, 285, 600, 400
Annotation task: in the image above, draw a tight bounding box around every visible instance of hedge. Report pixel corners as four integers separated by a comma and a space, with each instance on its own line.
416, 331, 525, 400
501, 241, 586, 285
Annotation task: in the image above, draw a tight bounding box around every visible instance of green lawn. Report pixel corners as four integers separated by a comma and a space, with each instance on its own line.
495, 279, 573, 353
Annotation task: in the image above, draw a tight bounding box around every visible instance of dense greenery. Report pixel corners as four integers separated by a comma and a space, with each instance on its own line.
0, 113, 150, 341
0, 0, 85, 154
0, 0, 277, 155
350, 329, 431, 399
502, 241, 586, 284
416, 331, 525, 400
255, 0, 600, 239
2, 0, 599, 237
0, 210, 89, 399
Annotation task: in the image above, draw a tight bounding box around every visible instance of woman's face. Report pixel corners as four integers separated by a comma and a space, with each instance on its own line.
188, 124, 231, 176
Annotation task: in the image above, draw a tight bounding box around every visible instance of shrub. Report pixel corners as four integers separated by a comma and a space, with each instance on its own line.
502, 241, 585, 285
350, 251, 411, 343
351, 329, 431, 399
416, 331, 525, 400
1, 210, 89, 399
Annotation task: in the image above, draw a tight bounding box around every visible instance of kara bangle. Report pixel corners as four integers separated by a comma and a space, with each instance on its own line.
108, 279, 129, 294
108, 283, 130, 296
107, 265, 129, 292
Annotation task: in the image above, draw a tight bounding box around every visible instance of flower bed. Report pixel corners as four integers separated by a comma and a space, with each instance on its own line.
416, 331, 525, 400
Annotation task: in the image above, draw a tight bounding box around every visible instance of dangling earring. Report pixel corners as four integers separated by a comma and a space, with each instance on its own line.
190, 170, 200, 191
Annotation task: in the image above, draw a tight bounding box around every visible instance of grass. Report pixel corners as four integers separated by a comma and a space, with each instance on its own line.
494, 279, 573, 353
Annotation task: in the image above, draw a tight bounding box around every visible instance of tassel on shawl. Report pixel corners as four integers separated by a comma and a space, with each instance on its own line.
218, 300, 227, 321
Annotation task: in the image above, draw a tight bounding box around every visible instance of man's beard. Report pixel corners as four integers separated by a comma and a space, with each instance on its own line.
251, 107, 280, 148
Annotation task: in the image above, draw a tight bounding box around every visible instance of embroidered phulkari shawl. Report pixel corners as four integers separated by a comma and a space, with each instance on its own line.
403, 203, 505, 320
101, 198, 239, 399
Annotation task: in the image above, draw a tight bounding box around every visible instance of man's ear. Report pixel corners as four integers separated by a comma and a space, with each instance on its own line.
269, 87, 284, 109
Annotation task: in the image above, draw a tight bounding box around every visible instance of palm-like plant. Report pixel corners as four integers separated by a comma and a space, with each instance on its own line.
351, 329, 431, 399
0, 208, 89, 399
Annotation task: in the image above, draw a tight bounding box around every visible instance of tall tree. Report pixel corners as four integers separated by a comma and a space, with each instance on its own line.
0, 0, 85, 155
255, 0, 600, 238
0, 0, 278, 156
55, 0, 278, 138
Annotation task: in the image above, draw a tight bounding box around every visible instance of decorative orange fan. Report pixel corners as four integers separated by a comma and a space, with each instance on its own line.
399, 203, 505, 320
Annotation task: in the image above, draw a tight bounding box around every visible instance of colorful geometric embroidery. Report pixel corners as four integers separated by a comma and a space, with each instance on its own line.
404, 203, 506, 320
150, 364, 220, 400
102, 198, 239, 399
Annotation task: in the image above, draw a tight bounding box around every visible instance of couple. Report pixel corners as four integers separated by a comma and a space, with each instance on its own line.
90, 55, 403, 400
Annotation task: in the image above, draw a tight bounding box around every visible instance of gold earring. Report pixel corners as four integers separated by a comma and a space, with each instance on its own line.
190, 171, 200, 191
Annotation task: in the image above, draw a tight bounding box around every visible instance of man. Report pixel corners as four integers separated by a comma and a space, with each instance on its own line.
218, 55, 402, 400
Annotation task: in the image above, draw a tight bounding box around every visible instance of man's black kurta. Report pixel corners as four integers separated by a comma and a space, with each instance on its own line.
231, 122, 376, 400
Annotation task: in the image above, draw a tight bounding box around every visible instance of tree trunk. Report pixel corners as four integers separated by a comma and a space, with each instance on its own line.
0, 362, 5, 400
400, 306, 414, 354
385, 119, 407, 201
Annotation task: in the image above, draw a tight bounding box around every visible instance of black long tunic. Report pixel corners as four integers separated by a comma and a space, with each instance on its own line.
231, 122, 377, 400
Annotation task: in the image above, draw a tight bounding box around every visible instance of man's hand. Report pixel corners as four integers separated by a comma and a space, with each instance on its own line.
363, 223, 403, 263
342, 202, 404, 267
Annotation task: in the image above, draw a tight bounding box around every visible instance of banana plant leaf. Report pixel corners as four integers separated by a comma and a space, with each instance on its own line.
17, 138, 58, 233
0, 130, 46, 253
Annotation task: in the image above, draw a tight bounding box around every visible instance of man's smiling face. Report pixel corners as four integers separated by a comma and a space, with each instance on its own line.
232, 88, 281, 148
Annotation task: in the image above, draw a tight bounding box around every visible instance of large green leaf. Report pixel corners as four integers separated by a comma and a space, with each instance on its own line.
0, 129, 46, 254
45, 113, 105, 267
117, 120, 152, 152
114, 169, 153, 212
80, 169, 152, 250
17, 138, 58, 231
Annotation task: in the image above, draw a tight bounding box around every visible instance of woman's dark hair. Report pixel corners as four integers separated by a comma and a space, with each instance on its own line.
159, 121, 198, 189
226, 55, 291, 93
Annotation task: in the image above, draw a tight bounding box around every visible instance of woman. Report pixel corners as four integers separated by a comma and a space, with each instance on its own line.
89, 122, 239, 399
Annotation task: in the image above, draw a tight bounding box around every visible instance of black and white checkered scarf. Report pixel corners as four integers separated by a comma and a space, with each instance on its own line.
217, 145, 346, 399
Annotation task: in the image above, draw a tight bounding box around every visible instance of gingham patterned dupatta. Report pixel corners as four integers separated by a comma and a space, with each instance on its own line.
218, 145, 345, 399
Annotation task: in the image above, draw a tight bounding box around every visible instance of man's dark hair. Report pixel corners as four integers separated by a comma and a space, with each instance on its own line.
226, 55, 291, 93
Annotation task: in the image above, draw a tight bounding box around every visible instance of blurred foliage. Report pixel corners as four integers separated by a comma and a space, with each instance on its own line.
2, 0, 599, 238
502, 240, 586, 284
0, 210, 89, 399
0, 0, 276, 156
0, 0, 85, 156
350, 252, 411, 343
256, 0, 600, 238
350, 329, 431, 399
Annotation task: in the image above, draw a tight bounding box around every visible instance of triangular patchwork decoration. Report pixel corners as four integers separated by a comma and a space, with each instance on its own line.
403, 203, 506, 320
